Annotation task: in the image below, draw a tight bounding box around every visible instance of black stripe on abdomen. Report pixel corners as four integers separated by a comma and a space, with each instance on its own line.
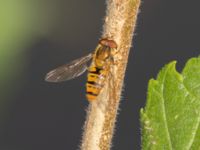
87, 81, 95, 85
87, 81, 103, 87
86, 91, 98, 96
89, 67, 102, 75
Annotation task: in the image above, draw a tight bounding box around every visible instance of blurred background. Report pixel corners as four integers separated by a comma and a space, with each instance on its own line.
0, 0, 200, 149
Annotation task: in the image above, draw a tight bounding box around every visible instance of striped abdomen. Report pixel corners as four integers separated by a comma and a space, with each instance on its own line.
86, 66, 107, 101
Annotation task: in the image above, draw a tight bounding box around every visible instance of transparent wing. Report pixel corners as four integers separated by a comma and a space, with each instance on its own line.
45, 53, 93, 82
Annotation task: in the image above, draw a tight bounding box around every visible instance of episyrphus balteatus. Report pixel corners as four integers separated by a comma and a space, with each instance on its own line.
45, 39, 118, 101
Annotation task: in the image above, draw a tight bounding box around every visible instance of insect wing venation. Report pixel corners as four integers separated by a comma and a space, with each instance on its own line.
45, 53, 93, 82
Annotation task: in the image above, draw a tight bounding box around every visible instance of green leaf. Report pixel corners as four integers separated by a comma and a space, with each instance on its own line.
140, 56, 200, 150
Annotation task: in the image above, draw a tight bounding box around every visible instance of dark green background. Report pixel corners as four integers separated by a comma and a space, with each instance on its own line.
1, 0, 200, 149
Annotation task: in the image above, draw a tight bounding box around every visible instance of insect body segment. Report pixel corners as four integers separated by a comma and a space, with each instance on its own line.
86, 67, 102, 100
86, 39, 117, 101
45, 39, 117, 102
86, 66, 107, 101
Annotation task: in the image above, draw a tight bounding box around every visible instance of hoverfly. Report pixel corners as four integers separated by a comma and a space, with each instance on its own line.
45, 39, 118, 101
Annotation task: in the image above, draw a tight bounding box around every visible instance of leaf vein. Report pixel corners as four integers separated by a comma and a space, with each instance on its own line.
161, 66, 173, 150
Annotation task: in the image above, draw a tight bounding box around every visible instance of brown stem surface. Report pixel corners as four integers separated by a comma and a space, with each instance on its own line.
81, 0, 141, 149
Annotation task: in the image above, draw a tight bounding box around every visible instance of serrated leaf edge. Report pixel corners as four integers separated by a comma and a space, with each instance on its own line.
141, 57, 200, 149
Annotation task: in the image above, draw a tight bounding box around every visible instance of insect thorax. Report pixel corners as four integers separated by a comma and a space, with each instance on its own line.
94, 45, 111, 67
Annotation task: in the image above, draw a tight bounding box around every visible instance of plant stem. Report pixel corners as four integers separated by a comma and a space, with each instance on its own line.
81, 0, 140, 149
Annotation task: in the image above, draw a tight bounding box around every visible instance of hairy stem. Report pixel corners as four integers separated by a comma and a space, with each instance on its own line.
81, 0, 140, 149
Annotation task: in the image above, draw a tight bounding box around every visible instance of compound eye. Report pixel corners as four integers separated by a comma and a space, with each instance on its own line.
109, 41, 117, 49
99, 39, 117, 49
